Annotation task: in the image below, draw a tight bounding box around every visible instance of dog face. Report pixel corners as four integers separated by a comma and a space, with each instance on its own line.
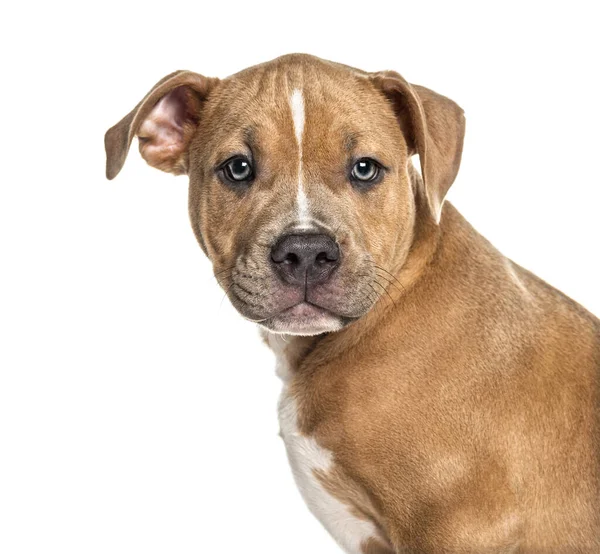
105, 54, 465, 335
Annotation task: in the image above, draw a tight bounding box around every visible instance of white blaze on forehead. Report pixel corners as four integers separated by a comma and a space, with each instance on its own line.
290, 89, 305, 144
289, 88, 311, 226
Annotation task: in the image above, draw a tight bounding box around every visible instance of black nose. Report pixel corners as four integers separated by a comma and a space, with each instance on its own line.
271, 234, 340, 285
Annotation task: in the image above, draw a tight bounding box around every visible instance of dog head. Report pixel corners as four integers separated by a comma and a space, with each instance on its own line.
105, 54, 465, 335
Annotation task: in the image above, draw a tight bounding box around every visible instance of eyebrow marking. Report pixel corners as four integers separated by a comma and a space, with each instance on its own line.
289, 88, 311, 226
242, 125, 257, 143
344, 131, 362, 152
213, 126, 257, 169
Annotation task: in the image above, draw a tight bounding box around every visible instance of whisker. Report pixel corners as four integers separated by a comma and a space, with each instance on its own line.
374, 271, 404, 295
370, 290, 382, 319
215, 275, 233, 289
352, 285, 378, 312
366, 284, 383, 317
219, 281, 235, 310
373, 277, 397, 308
208, 265, 236, 283
374, 265, 406, 293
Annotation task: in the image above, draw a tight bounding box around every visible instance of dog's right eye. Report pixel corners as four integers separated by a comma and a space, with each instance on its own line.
221, 156, 254, 184
351, 158, 382, 185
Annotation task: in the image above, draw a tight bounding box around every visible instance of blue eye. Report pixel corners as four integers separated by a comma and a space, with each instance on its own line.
351, 158, 380, 182
223, 156, 253, 182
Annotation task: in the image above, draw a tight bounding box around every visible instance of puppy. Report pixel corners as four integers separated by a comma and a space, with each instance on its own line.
105, 54, 600, 553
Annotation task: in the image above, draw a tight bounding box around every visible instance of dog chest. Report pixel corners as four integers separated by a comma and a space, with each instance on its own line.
266, 330, 394, 553
278, 386, 381, 554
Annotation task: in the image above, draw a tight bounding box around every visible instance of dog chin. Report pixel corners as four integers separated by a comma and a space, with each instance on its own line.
259, 302, 347, 336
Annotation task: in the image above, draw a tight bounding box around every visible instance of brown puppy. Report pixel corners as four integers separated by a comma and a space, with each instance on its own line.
105, 54, 600, 553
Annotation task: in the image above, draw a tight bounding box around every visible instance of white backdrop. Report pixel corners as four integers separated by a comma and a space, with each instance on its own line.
1, 1, 599, 553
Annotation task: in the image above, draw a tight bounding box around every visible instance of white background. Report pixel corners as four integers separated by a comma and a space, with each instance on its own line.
1, 1, 599, 553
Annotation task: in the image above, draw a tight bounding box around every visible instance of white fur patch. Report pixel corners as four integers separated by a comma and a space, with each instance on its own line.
278, 389, 378, 554
289, 89, 311, 226
296, 183, 310, 225
290, 89, 305, 145
263, 331, 294, 382
268, 332, 378, 553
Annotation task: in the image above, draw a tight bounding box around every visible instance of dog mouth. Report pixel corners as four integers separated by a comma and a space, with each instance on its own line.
258, 301, 355, 336
221, 251, 379, 336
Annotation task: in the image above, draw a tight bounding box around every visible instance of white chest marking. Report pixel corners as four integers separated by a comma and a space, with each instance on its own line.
289, 89, 311, 227
267, 332, 378, 554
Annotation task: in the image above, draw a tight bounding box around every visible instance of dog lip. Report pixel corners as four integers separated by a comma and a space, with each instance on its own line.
262, 300, 355, 335
279, 301, 335, 318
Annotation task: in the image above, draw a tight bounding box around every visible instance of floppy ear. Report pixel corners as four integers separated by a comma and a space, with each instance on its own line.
104, 71, 219, 180
371, 71, 466, 223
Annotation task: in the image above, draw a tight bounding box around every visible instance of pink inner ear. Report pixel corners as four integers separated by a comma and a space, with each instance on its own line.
137, 87, 193, 174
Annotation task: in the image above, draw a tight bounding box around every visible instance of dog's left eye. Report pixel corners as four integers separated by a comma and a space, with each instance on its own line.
222, 156, 254, 183
351, 158, 381, 183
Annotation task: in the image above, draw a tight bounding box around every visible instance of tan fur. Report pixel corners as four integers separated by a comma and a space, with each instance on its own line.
361, 537, 396, 554
105, 54, 600, 552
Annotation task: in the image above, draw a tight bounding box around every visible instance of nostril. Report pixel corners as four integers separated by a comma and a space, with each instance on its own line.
284, 253, 299, 265
315, 251, 335, 264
